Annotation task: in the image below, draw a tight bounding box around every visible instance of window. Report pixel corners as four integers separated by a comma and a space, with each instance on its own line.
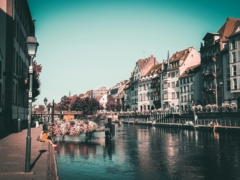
233, 79, 237, 89
171, 82, 175, 88
176, 92, 179, 99
163, 93, 168, 100
233, 65, 237, 76
226, 55, 229, 64
176, 81, 179, 87
172, 92, 175, 99
232, 52, 236, 63
163, 82, 168, 89
227, 67, 230, 77
171, 72, 175, 77
168, 73, 170, 77
232, 40, 236, 49
168, 83, 170, 88
227, 80, 230, 91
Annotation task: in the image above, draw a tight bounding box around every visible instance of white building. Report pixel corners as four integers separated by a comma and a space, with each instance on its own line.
161, 47, 201, 109
179, 64, 201, 112
129, 55, 158, 111
227, 22, 240, 108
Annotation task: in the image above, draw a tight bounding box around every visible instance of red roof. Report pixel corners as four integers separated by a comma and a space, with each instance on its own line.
169, 47, 192, 63
179, 64, 201, 78
218, 17, 240, 42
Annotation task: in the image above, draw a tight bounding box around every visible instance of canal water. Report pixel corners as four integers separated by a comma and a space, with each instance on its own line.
55, 121, 240, 180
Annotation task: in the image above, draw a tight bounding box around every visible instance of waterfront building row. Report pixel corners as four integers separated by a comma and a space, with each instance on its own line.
107, 17, 240, 112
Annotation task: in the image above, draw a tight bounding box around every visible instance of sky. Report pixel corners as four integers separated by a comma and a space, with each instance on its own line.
28, 0, 240, 105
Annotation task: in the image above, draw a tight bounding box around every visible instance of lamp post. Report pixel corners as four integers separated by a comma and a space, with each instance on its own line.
43, 97, 48, 130
25, 35, 39, 173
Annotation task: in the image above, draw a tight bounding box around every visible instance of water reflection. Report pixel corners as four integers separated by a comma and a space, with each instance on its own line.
56, 123, 240, 180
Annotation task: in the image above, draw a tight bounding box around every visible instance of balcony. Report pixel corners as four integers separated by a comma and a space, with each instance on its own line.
202, 69, 215, 77
202, 54, 216, 63
203, 86, 215, 93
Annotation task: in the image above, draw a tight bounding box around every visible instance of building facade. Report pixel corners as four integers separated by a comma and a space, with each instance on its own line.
179, 65, 201, 112
161, 47, 200, 110
0, 0, 35, 132
89, 86, 108, 99
129, 55, 158, 111
200, 18, 240, 107
227, 21, 240, 109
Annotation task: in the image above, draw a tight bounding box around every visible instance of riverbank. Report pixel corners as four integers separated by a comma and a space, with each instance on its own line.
122, 121, 240, 132
0, 124, 58, 180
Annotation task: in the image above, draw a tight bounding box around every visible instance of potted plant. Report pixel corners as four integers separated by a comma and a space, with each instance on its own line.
205, 104, 212, 112
197, 105, 203, 112
212, 104, 218, 112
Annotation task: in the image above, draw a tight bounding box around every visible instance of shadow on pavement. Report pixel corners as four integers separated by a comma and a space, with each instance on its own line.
0, 131, 11, 140
30, 150, 47, 170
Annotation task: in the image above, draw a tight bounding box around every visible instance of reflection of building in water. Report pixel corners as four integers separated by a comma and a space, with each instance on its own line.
55, 141, 97, 159
213, 131, 219, 141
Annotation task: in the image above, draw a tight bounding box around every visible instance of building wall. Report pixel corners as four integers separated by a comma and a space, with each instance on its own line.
0, 0, 35, 132
228, 34, 240, 108
179, 47, 201, 75
222, 53, 232, 103
194, 70, 202, 104
0, 1, 7, 131
138, 79, 152, 111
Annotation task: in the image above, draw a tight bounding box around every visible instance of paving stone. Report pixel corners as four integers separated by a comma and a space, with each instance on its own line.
0, 125, 58, 180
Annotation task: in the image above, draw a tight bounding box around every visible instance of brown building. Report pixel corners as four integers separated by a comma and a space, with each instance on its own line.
0, 0, 35, 132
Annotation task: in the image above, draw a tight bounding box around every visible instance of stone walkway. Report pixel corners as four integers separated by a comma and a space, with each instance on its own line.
0, 124, 58, 180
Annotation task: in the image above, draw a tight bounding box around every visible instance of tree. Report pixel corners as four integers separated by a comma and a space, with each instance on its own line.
106, 95, 117, 111
59, 95, 71, 111
32, 60, 42, 102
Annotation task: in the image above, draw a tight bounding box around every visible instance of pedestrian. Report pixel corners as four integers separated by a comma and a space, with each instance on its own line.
41, 130, 57, 147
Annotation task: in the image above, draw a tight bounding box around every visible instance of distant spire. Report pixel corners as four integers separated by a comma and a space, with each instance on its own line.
69, 90, 71, 97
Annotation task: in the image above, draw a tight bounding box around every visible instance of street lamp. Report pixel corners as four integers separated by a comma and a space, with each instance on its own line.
25, 35, 39, 173
43, 97, 48, 130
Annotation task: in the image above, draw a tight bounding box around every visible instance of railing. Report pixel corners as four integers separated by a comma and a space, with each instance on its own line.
148, 117, 240, 127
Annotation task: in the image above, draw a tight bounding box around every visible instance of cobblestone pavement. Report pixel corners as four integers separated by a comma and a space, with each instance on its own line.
0, 124, 58, 180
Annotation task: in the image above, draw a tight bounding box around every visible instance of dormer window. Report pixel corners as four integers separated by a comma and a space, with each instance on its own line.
235, 26, 240, 33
